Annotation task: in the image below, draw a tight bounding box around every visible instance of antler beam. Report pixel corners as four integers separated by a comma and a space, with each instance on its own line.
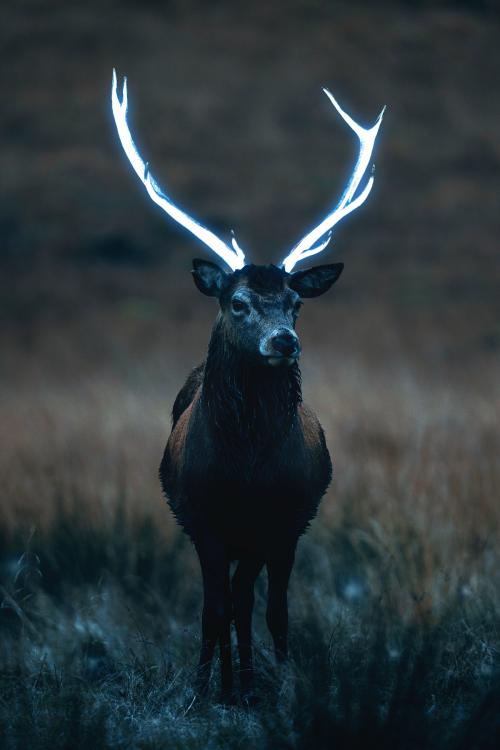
111, 69, 245, 271
280, 91, 385, 273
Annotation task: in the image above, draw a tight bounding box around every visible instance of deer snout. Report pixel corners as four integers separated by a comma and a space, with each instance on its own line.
261, 328, 300, 366
272, 331, 299, 357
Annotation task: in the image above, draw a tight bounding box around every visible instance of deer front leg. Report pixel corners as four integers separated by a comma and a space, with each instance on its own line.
232, 556, 264, 699
266, 543, 297, 662
219, 574, 234, 703
194, 532, 231, 699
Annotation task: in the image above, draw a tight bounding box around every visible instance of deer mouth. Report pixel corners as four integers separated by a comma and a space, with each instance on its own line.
266, 355, 298, 367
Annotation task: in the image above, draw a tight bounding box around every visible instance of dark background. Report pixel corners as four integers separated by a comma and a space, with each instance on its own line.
1, 2, 499, 748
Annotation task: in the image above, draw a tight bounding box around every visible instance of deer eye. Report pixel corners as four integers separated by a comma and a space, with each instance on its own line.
293, 300, 303, 316
231, 298, 247, 314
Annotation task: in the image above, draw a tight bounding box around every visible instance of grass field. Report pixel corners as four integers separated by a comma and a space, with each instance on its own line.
1, 0, 500, 747
1, 264, 499, 748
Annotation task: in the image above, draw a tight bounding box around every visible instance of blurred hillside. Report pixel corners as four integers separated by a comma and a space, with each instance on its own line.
1, 0, 499, 351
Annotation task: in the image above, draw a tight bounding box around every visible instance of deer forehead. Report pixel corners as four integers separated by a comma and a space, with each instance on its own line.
230, 282, 297, 311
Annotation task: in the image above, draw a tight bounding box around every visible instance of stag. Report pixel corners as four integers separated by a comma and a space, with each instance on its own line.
111, 71, 384, 702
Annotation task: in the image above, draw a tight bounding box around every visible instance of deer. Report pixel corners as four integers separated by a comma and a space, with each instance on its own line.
111, 70, 384, 702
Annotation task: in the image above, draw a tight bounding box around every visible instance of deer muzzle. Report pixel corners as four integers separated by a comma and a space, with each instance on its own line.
260, 328, 300, 366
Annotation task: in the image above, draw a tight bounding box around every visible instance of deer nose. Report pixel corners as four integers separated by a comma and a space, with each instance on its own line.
271, 330, 300, 358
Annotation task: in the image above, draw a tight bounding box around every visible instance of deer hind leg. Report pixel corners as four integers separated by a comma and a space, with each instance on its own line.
194, 532, 231, 699
232, 555, 264, 699
266, 543, 297, 662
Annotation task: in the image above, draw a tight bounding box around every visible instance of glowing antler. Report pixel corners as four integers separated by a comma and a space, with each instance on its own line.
280, 91, 385, 273
111, 70, 245, 271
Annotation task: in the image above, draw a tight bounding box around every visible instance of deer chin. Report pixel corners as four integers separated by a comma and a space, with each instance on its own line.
266, 356, 297, 368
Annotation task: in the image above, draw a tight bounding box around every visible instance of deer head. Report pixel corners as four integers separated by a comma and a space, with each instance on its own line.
190, 260, 343, 366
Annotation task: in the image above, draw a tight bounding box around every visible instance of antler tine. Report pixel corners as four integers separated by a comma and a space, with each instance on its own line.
280, 90, 385, 273
111, 69, 245, 271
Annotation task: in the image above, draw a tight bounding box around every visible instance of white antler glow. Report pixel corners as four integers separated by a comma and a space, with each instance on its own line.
111, 69, 245, 271
281, 90, 385, 273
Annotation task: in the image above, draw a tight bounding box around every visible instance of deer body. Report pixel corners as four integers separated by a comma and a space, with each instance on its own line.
110, 70, 384, 700
160, 263, 335, 699
162, 342, 331, 550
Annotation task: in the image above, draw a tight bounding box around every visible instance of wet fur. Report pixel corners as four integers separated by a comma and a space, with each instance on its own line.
160, 322, 331, 553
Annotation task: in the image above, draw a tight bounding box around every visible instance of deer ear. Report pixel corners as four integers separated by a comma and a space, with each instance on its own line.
288, 263, 344, 298
191, 259, 228, 297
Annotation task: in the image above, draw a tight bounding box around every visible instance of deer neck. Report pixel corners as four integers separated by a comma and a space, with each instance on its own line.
202, 320, 302, 449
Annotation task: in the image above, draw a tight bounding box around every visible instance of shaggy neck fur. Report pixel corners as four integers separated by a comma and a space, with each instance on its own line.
202, 318, 302, 457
